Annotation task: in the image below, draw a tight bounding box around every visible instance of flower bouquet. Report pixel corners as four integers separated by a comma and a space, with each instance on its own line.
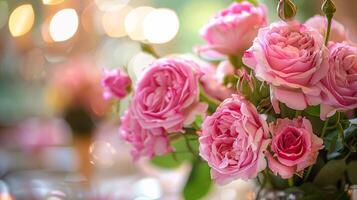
103, 0, 357, 199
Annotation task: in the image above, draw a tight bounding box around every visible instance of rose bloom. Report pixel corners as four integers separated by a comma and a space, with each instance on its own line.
305, 15, 347, 43
266, 117, 323, 179
319, 42, 357, 119
199, 94, 270, 184
130, 58, 207, 132
243, 21, 329, 112
102, 68, 131, 100
197, 1, 267, 58
120, 111, 171, 160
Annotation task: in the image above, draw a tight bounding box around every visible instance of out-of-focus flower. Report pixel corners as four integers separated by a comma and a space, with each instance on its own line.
120, 111, 171, 161
305, 15, 347, 43
16, 118, 72, 151
216, 61, 235, 83
46, 58, 110, 117
199, 60, 234, 101
319, 42, 357, 119
199, 94, 270, 185
266, 117, 323, 179
102, 68, 131, 100
197, 1, 267, 58
130, 58, 207, 133
243, 21, 329, 112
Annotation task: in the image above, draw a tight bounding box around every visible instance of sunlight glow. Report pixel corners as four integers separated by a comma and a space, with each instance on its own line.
8, 4, 35, 37
49, 9, 79, 42
124, 6, 155, 41
143, 8, 179, 44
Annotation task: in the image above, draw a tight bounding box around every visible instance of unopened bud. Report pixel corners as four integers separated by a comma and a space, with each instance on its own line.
277, 0, 297, 21
322, 0, 336, 18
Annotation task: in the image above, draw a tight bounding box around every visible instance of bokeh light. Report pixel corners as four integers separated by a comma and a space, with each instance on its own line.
8, 4, 35, 37
95, 0, 130, 11
96, 38, 141, 68
143, 8, 179, 44
0, 1, 8, 29
102, 5, 132, 38
124, 6, 155, 41
0, 181, 12, 200
81, 3, 96, 33
133, 178, 162, 199
49, 9, 79, 42
42, 0, 65, 5
127, 52, 156, 82
89, 141, 116, 168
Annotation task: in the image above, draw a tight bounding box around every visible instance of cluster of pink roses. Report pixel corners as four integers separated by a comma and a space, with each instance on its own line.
199, 95, 323, 183
117, 58, 208, 160
197, 1, 355, 183
242, 15, 356, 120
199, 1, 357, 120
103, 0, 357, 185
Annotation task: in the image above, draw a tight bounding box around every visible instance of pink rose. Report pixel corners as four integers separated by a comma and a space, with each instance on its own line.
199, 60, 234, 101
319, 42, 357, 119
120, 111, 171, 160
131, 58, 207, 132
243, 21, 329, 112
101, 69, 131, 100
199, 94, 270, 184
266, 117, 323, 179
305, 15, 347, 43
197, 1, 267, 58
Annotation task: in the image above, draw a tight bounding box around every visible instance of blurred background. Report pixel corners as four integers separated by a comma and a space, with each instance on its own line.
0, 0, 356, 199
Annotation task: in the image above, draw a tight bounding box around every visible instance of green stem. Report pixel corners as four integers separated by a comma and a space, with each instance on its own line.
322, 0, 336, 45
336, 111, 341, 124
141, 43, 160, 58
295, 110, 302, 118
304, 166, 313, 182
116, 102, 121, 115
288, 177, 294, 187
321, 118, 329, 138
228, 55, 242, 69
324, 16, 333, 45
256, 170, 270, 200
183, 133, 199, 159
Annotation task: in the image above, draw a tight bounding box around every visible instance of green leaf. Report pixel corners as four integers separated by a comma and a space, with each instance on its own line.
298, 183, 324, 195
151, 136, 197, 169
299, 195, 325, 200
183, 161, 212, 200
151, 153, 186, 169
304, 106, 320, 117
267, 170, 289, 189
327, 133, 338, 154
331, 191, 351, 200
313, 159, 346, 186
324, 129, 343, 160
304, 115, 324, 136
194, 115, 203, 129
347, 161, 357, 184
279, 103, 296, 119
344, 122, 357, 140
